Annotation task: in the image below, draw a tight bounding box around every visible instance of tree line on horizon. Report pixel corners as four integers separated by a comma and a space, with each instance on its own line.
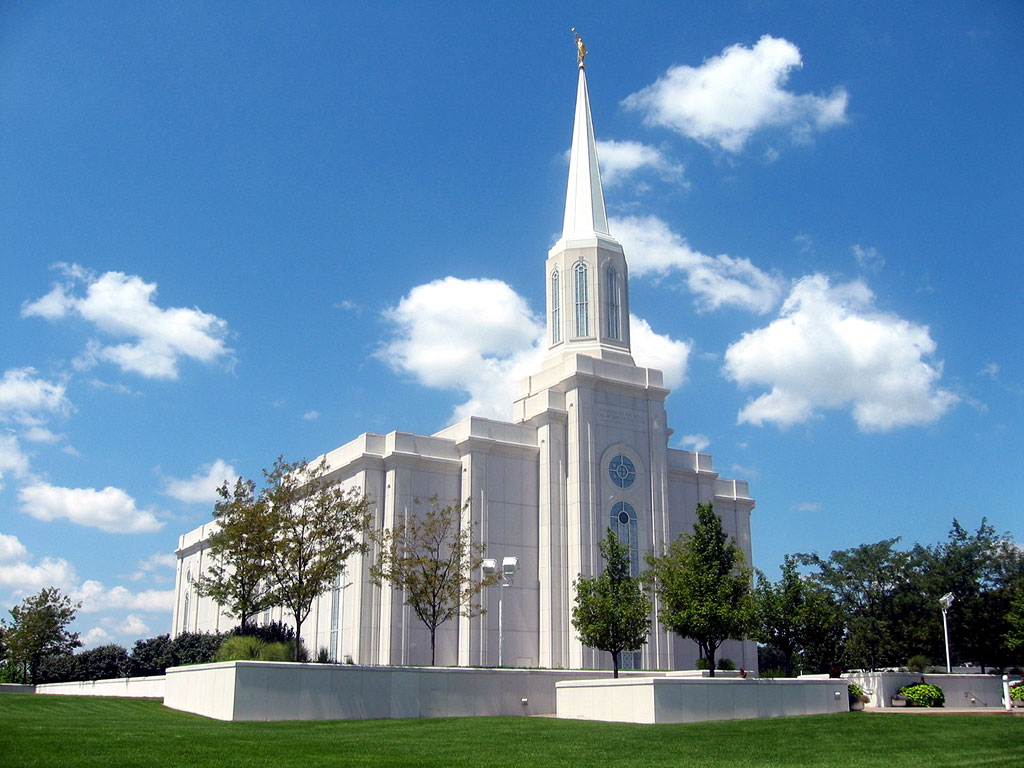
2, 455, 1022, 683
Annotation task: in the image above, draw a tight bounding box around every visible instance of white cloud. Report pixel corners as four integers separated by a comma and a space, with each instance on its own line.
22, 265, 232, 380
623, 35, 848, 153
129, 552, 177, 582
162, 458, 236, 504
73, 579, 175, 613
19, 481, 164, 533
81, 627, 115, 648
0, 433, 30, 489
302, 410, 320, 421
117, 614, 151, 636
680, 433, 710, 452
380, 277, 690, 422
793, 502, 822, 512
594, 139, 684, 187
0, 533, 30, 564
723, 274, 959, 431
0, 367, 71, 425
0, 554, 77, 592
611, 214, 784, 313
379, 277, 546, 422
629, 315, 690, 390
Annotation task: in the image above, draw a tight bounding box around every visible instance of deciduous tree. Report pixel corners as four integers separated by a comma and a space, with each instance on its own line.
264, 457, 370, 660
194, 477, 277, 632
646, 504, 755, 676
3, 587, 81, 683
572, 528, 651, 677
370, 497, 495, 665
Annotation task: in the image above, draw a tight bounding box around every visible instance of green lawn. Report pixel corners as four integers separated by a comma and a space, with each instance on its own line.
1, 694, 1021, 768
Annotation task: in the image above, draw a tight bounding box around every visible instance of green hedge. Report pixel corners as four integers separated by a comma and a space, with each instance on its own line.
897, 683, 944, 707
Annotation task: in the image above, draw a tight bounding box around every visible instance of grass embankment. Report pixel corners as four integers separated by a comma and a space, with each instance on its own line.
1, 694, 1021, 768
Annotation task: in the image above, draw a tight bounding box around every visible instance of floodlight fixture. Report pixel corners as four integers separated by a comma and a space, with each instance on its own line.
502, 556, 520, 581
481, 559, 498, 578
939, 592, 955, 673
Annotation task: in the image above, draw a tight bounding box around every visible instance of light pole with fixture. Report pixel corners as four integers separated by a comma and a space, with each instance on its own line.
482, 555, 519, 667
939, 592, 954, 673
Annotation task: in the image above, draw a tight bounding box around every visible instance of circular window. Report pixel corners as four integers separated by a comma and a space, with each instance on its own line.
609, 455, 636, 488
617, 510, 630, 525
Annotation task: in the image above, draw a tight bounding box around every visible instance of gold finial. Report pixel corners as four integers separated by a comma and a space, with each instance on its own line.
572, 27, 587, 68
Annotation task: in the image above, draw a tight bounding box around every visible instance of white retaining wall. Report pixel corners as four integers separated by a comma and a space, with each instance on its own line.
35, 675, 165, 698
556, 676, 849, 724
839, 672, 1010, 709
163, 661, 646, 721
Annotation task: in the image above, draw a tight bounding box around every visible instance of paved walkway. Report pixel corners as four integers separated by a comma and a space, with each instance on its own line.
866, 706, 1023, 715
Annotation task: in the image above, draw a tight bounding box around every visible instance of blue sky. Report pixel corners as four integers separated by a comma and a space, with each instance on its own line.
2, 1, 1021, 649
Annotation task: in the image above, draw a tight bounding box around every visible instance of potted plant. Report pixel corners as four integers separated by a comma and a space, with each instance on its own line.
1010, 681, 1024, 708
891, 690, 908, 707
848, 683, 869, 711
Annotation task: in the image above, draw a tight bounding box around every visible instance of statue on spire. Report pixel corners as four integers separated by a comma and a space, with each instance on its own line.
572, 27, 587, 68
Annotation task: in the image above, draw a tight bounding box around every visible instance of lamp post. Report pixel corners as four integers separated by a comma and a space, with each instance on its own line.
939, 592, 954, 674
482, 555, 519, 667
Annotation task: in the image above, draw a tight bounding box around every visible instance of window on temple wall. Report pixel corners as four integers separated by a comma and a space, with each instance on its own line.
183, 569, 192, 632
573, 261, 589, 337
606, 267, 620, 340
330, 573, 341, 662
551, 268, 561, 344
609, 501, 642, 670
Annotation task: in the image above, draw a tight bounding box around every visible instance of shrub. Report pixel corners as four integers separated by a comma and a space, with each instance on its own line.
229, 621, 295, 645
258, 642, 293, 662
315, 647, 333, 664
215, 635, 267, 662
127, 635, 173, 676
898, 683, 945, 707
906, 654, 931, 673
717, 658, 736, 671
1009, 681, 1024, 701
848, 683, 866, 700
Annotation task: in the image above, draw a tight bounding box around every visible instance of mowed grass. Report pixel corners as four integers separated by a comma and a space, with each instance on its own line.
1, 694, 1022, 768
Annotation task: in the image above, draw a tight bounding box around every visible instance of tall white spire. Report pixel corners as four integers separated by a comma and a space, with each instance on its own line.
561, 67, 610, 239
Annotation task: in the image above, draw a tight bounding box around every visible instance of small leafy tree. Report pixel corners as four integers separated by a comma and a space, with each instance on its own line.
127, 634, 173, 677
370, 497, 496, 665
264, 457, 370, 660
1006, 589, 1024, 656
3, 587, 81, 683
646, 503, 755, 677
194, 477, 277, 632
572, 528, 651, 678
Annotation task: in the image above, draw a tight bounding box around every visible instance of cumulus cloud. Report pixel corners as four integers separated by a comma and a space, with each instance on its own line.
594, 139, 684, 187
129, 552, 178, 582
0, 367, 71, 424
22, 264, 232, 380
611, 214, 784, 313
380, 277, 690, 422
73, 579, 175, 613
19, 481, 164, 533
162, 458, 237, 504
0, 533, 30, 564
723, 275, 959, 431
81, 627, 115, 648
623, 35, 848, 153
117, 614, 151, 636
0, 433, 30, 489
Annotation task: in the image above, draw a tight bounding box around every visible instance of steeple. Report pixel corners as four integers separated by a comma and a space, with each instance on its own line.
562, 67, 610, 239
541, 32, 633, 367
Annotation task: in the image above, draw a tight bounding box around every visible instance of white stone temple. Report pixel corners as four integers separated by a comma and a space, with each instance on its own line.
173, 49, 757, 673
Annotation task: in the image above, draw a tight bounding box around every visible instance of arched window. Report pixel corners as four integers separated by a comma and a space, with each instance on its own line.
330, 573, 342, 662
609, 501, 642, 670
183, 569, 192, 633
609, 501, 639, 576
606, 267, 620, 340
574, 261, 589, 337
550, 269, 561, 344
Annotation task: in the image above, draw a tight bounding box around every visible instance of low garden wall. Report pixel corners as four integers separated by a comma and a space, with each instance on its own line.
556, 676, 849, 724
163, 661, 644, 721
35, 675, 165, 698
801, 672, 1010, 708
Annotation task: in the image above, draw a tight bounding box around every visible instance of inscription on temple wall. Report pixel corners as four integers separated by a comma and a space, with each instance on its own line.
596, 405, 646, 429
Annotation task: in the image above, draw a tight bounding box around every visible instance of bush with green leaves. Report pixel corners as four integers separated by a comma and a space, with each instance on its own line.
717, 658, 736, 671
897, 683, 944, 707
215, 635, 267, 662
848, 683, 867, 701
906, 654, 930, 673
1009, 681, 1024, 701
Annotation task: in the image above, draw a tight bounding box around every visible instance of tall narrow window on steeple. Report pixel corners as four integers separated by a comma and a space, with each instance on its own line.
606, 267, 620, 340
574, 261, 589, 337
551, 269, 561, 344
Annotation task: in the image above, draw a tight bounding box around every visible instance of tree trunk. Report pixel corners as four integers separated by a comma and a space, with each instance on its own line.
612, 650, 619, 679
294, 616, 303, 662
430, 629, 436, 666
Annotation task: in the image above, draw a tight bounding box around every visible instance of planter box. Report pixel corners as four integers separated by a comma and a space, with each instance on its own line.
890, 696, 907, 707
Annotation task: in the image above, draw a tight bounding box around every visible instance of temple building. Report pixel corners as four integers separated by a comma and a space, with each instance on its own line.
173, 45, 757, 672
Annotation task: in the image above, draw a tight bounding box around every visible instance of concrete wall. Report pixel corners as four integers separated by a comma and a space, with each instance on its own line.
556, 676, 850, 724
163, 661, 647, 721
838, 672, 1010, 709
35, 675, 165, 698
0, 683, 35, 694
